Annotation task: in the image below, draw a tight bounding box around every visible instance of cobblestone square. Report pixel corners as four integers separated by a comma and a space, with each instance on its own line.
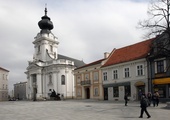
0, 100, 169, 120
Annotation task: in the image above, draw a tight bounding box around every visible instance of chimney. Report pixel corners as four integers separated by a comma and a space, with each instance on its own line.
104, 52, 110, 58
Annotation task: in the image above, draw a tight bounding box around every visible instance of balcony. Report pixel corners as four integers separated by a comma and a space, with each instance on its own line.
80, 80, 91, 86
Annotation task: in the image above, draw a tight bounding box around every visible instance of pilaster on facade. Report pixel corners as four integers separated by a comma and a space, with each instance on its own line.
36, 73, 43, 99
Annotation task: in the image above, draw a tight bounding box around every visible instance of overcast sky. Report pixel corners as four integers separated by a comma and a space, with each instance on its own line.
0, 0, 150, 91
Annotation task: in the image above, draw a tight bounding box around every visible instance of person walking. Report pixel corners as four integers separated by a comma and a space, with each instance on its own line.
124, 93, 129, 106
147, 92, 152, 106
139, 95, 151, 118
155, 91, 160, 106
152, 92, 157, 107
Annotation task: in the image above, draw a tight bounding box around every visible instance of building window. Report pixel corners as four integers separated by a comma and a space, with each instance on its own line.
61, 75, 65, 85
113, 70, 118, 79
156, 40, 164, 52
49, 75, 52, 84
137, 65, 144, 76
50, 45, 53, 52
154, 85, 166, 98
32, 74, 36, 83
124, 68, 130, 78
157, 60, 164, 73
85, 73, 89, 80
93, 72, 99, 81
113, 87, 119, 97
3, 74, 5, 80
94, 87, 99, 96
77, 75, 81, 83
77, 88, 81, 97
38, 45, 40, 53
124, 85, 131, 96
54, 52, 56, 58
103, 72, 107, 81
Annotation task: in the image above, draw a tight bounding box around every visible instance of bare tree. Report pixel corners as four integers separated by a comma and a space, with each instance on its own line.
139, 1, 170, 94
138, 0, 170, 58
138, 0, 170, 37
138, 0, 170, 78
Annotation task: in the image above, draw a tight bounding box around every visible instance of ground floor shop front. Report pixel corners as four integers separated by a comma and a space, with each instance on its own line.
75, 83, 104, 100
103, 80, 148, 101
152, 77, 170, 102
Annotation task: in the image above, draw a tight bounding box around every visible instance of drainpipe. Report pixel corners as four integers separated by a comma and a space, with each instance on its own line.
147, 56, 153, 93
147, 58, 150, 92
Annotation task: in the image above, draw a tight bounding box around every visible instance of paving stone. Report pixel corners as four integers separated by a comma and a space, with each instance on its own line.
0, 100, 169, 120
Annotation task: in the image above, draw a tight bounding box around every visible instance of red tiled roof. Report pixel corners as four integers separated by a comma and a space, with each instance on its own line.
75, 58, 106, 70
102, 38, 154, 67
0, 67, 9, 72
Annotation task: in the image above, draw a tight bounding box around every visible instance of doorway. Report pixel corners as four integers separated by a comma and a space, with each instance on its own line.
86, 88, 90, 99
104, 88, 108, 100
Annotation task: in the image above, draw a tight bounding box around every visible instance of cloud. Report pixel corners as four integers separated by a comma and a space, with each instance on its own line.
0, 0, 149, 91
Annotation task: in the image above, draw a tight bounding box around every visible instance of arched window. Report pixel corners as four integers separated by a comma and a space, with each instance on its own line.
61, 75, 65, 85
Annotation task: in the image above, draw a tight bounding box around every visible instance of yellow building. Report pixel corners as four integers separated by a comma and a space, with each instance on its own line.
74, 53, 109, 100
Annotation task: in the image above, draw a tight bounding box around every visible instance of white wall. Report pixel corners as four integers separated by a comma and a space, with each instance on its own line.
102, 58, 148, 101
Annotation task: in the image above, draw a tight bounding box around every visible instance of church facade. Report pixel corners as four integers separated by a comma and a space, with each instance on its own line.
25, 8, 85, 100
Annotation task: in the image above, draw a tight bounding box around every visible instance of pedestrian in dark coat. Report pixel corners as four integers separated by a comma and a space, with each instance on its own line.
124, 93, 128, 106
152, 92, 157, 107
147, 92, 152, 106
139, 95, 151, 118
155, 91, 160, 106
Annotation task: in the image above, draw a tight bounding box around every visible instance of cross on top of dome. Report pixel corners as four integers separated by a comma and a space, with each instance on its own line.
38, 6, 54, 33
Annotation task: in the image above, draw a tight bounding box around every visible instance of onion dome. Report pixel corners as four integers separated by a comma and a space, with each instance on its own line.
38, 7, 54, 33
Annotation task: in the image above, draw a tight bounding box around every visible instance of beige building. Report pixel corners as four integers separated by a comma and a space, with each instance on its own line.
0, 67, 9, 101
74, 53, 109, 100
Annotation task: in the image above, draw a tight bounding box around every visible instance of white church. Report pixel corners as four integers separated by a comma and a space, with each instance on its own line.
25, 8, 85, 100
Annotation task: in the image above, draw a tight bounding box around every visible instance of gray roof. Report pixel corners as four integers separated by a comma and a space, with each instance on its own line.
58, 54, 86, 68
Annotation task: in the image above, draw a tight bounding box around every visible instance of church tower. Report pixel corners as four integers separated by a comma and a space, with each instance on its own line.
33, 7, 59, 61
25, 8, 85, 101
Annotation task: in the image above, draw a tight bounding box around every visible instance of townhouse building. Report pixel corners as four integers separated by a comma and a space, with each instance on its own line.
74, 53, 109, 100
147, 31, 170, 102
101, 39, 154, 101
14, 82, 27, 100
0, 67, 9, 101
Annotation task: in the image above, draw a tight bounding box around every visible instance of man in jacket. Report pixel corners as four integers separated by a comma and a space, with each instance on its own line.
124, 93, 128, 106
139, 95, 151, 118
